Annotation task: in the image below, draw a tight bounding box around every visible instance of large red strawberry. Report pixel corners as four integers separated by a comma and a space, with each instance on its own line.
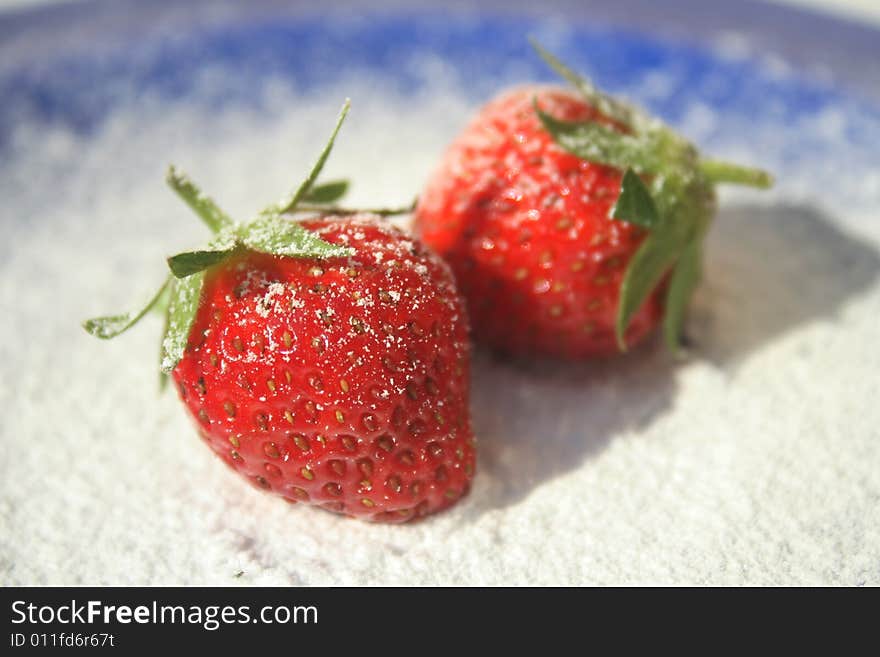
415, 42, 772, 358
85, 101, 475, 522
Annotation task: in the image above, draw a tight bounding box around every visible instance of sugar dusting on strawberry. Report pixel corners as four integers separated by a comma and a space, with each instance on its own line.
84, 100, 475, 522
415, 42, 773, 359
174, 216, 474, 521
417, 85, 663, 356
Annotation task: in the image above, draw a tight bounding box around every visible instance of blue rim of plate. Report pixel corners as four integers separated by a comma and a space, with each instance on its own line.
0, 0, 878, 154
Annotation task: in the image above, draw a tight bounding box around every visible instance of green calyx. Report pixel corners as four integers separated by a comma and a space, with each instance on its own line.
83, 99, 367, 376
529, 39, 773, 353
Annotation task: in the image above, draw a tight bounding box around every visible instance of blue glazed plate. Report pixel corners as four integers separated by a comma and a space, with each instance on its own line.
2, 0, 879, 585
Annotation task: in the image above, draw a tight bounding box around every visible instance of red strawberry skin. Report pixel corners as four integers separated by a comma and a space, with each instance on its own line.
414, 86, 664, 358
172, 216, 475, 522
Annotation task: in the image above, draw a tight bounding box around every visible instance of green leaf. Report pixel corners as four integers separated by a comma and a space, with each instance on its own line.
277, 99, 351, 214
699, 159, 774, 189
613, 173, 712, 351
158, 296, 172, 392
301, 179, 349, 204
237, 213, 353, 259
150, 278, 172, 317
82, 276, 171, 339
166, 165, 234, 234
534, 102, 664, 174
663, 239, 702, 352
160, 274, 205, 373
529, 38, 639, 130
167, 247, 237, 278
615, 231, 685, 350
611, 169, 660, 228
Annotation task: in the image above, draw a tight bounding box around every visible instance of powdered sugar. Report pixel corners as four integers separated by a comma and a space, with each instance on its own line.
254, 282, 289, 318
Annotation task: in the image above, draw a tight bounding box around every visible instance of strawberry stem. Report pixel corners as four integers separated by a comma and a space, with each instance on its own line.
166, 165, 234, 234
288, 201, 416, 217
699, 159, 774, 189
276, 99, 351, 215
529, 38, 641, 132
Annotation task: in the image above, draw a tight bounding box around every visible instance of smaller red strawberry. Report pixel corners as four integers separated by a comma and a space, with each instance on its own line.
415, 41, 773, 358
84, 100, 475, 522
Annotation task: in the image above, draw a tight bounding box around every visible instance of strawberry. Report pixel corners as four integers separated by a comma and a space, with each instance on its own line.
415, 41, 773, 358
84, 101, 475, 522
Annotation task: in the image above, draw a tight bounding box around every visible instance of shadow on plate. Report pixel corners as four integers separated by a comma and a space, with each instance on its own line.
691, 203, 880, 364
466, 202, 880, 515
